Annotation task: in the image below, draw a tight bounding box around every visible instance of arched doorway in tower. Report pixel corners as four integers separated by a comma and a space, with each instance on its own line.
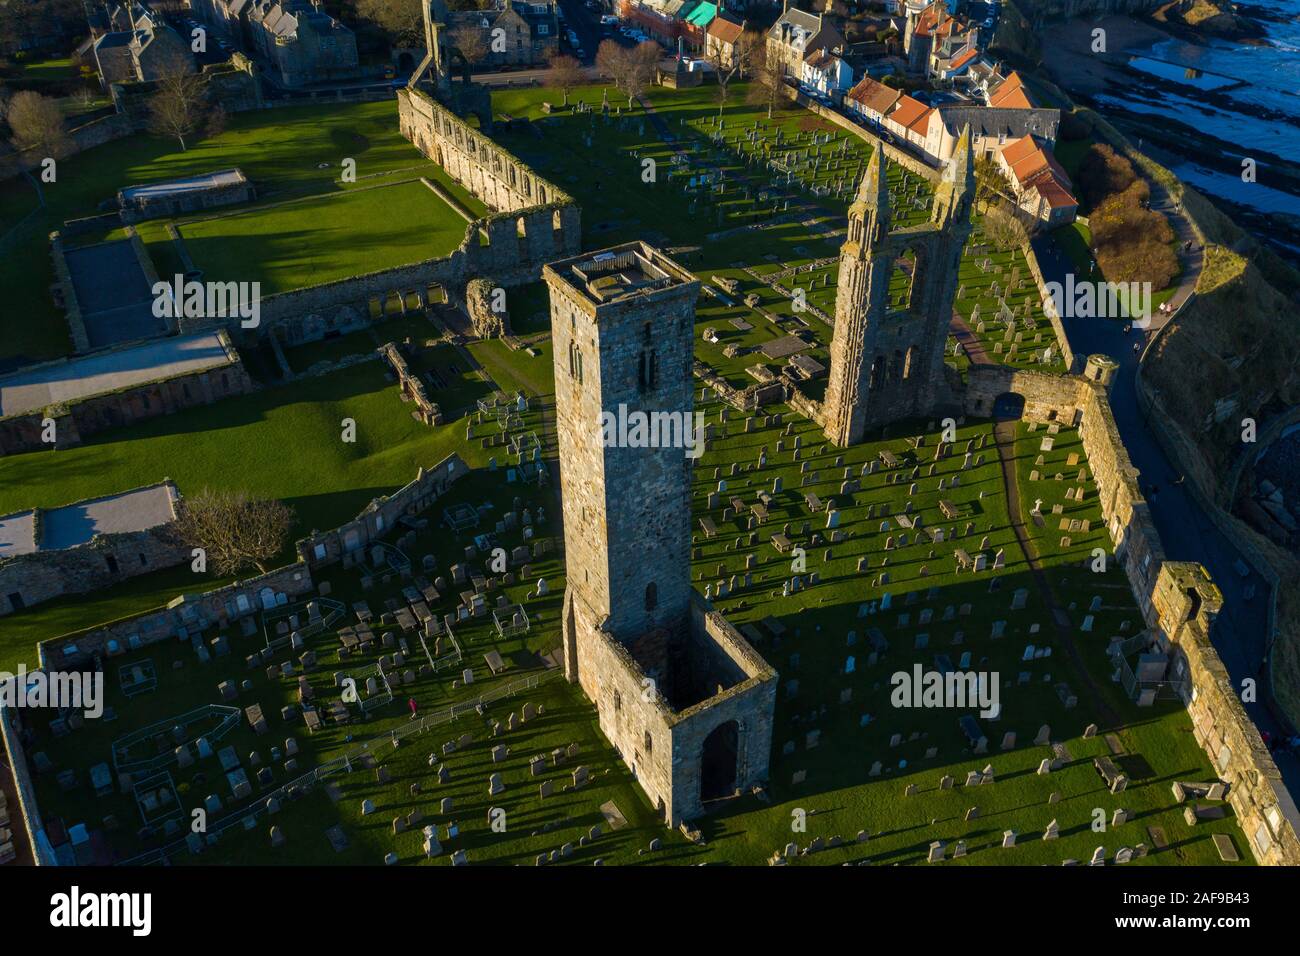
700, 720, 740, 802
993, 391, 1026, 420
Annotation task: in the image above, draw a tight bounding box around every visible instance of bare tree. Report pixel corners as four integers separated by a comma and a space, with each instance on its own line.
981, 200, 1030, 252
625, 41, 660, 107
355, 0, 425, 45
595, 38, 627, 85
170, 488, 294, 577
4, 91, 72, 207
596, 39, 658, 108
449, 22, 488, 66
708, 28, 759, 117
545, 52, 584, 107
147, 54, 209, 151
746, 44, 785, 119
973, 154, 1011, 212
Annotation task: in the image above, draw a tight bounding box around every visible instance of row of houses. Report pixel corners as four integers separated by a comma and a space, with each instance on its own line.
845, 67, 1076, 226
188, 0, 359, 87
613, 0, 1075, 227
760, 2, 1076, 227
444, 2, 561, 70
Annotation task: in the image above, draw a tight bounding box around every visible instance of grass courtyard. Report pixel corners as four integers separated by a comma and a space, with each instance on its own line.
169, 178, 472, 294
0, 100, 460, 368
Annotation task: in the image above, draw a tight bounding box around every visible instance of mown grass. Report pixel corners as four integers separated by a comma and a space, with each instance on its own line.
0, 100, 435, 367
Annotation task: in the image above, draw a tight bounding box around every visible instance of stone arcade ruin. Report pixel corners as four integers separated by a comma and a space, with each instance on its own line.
545, 243, 778, 827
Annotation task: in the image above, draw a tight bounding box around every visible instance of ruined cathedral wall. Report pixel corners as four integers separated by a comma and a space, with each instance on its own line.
398, 87, 577, 223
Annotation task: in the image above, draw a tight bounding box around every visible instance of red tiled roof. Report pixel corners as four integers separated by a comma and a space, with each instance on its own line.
949, 46, 977, 70
1000, 136, 1076, 209
988, 70, 1033, 109
914, 2, 972, 40
707, 16, 744, 43
907, 106, 934, 135
888, 95, 928, 130
847, 76, 901, 114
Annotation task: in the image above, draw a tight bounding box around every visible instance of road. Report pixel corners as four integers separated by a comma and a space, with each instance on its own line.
1031, 227, 1300, 796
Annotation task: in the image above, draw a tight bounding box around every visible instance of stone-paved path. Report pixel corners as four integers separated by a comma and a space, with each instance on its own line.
949, 314, 991, 366
991, 418, 1121, 728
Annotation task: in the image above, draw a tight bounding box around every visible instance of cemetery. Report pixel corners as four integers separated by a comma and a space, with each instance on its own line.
0, 60, 1285, 869
13, 383, 1247, 865
491, 83, 1064, 401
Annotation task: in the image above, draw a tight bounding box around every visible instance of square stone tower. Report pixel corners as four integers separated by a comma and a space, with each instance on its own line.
545, 242, 699, 645
544, 243, 777, 827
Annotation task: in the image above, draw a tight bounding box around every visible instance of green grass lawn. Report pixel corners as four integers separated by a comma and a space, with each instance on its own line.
0, 360, 509, 669
282, 330, 380, 374
0, 100, 434, 367
178, 179, 470, 293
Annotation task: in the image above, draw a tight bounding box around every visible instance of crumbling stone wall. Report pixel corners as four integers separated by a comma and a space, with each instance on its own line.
118, 168, 255, 224
0, 525, 187, 619
1151, 564, 1300, 865
296, 453, 467, 569
398, 87, 573, 215
37, 561, 315, 670
176, 199, 578, 348
465, 276, 510, 339
379, 342, 444, 425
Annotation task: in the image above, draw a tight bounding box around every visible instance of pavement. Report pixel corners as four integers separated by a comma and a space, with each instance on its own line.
1032, 218, 1300, 797
0, 331, 232, 419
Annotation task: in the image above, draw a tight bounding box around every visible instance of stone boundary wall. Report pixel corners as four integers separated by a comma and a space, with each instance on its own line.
0, 330, 255, 457
0, 479, 187, 618
36, 561, 315, 671
119, 168, 256, 224
961, 360, 1300, 864
0, 525, 186, 618
788, 89, 942, 184
1019, 240, 1077, 373
0, 705, 52, 864
179, 201, 579, 348
380, 341, 442, 425
295, 452, 468, 572
49, 233, 87, 353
